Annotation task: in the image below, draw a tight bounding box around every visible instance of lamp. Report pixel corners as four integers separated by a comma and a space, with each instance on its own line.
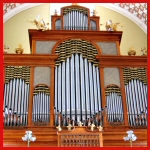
22, 131, 36, 147
123, 130, 137, 147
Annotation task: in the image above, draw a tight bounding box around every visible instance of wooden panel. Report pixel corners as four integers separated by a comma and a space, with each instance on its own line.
3, 127, 147, 147
28, 30, 122, 48
90, 16, 100, 30
4, 54, 58, 67
96, 55, 147, 67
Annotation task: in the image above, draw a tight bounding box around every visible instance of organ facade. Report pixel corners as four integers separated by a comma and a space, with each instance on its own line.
3, 4, 147, 147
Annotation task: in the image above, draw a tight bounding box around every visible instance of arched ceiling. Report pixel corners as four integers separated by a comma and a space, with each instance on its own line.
3, 3, 147, 34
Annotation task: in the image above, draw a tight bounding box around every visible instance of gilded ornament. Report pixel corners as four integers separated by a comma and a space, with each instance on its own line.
100, 20, 123, 31
15, 44, 24, 54
4, 44, 9, 53
141, 47, 147, 56
27, 15, 49, 31
128, 46, 136, 56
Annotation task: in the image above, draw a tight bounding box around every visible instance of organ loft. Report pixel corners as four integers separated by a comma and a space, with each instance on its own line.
3, 4, 147, 147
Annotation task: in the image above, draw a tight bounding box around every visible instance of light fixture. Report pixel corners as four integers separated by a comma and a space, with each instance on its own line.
123, 130, 137, 147
22, 131, 36, 147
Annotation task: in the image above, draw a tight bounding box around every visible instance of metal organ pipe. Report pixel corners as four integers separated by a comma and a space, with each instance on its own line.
63, 10, 88, 30
113, 93, 117, 121
125, 79, 147, 126
20, 81, 25, 125
143, 82, 147, 109
4, 79, 30, 126
125, 85, 132, 125
32, 85, 50, 125
55, 53, 102, 125
25, 83, 28, 125
58, 65, 61, 112
71, 54, 75, 118
137, 80, 145, 112
93, 65, 97, 113
128, 81, 136, 126
106, 96, 110, 122
62, 62, 66, 115
136, 80, 145, 114
131, 80, 139, 115
66, 57, 71, 117
118, 95, 123, 121
106, 86, 124, 124
80, 54, 85, 120
96, 67, 101, 111
135, 80, 143, 113
89, 62, 94, 115
84, 58, 91, 116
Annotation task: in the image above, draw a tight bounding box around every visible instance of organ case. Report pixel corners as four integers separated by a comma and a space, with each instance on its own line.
3, 4, 147, 147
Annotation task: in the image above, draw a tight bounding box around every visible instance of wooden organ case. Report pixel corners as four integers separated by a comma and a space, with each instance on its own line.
3, 4, 147, 147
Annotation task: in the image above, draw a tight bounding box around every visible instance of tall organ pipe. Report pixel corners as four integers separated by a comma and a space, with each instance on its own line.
106, 89, 124, 123
32, 90, 50, 125
63, 10, 88, 30
125, 79, 147, 126
55, 53, 102, 124
4, 78, 30, 126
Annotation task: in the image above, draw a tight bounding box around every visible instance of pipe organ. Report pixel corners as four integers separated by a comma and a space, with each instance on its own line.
123, 67, 147, 127
3, 4, 147, 147
51, 5, 99, 30
4, 66, 30, 127
32, 85, 50, 125
105, 85, 124, 125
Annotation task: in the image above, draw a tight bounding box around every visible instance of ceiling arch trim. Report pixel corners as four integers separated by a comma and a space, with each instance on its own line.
4, 3, 147, 34
96, 3, 147, 34
4, 3, 45, 23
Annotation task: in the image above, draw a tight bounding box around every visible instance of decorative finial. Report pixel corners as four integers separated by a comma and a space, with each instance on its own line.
90, 123, 95, 131
78, 121, 83, 127
15, 44, 24, 54
56, 125, 62, 131
91, 9, 97, 16
128, 46, 136, 56
4, 44, 9, 54
67, 123, 73, 131
141, 47, 147, 56
54, 9, 59, 15
97, 125, 103, 131
72, 3, 79, 5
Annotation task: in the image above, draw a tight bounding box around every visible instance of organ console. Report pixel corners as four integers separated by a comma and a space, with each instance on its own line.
3, 4, 147, 147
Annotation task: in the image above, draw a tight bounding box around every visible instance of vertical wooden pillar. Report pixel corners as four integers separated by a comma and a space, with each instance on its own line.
116, 41, 121, 55
50, 66, 55, 126
119, 67, 128, 126
28, 39, 36, 126
28, 67, 34, 126
99, 132, 103, 147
